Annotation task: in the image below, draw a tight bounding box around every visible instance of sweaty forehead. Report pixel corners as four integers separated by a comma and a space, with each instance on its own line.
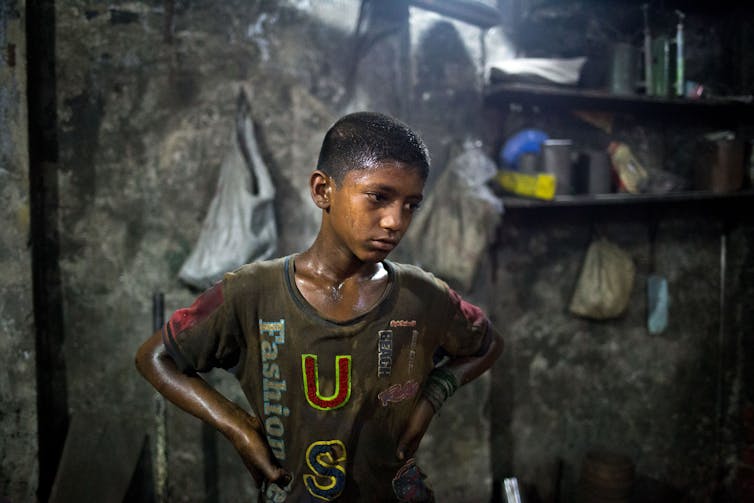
340, 161, 425, 188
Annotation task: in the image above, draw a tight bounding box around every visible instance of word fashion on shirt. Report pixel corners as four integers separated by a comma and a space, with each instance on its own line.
260, 319, 289, 461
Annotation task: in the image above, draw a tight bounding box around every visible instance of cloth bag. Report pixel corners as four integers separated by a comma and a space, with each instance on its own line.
178, 89, 277, 289
569, 239, 636, 319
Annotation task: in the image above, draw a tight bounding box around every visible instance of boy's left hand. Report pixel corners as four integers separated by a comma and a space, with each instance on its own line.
396, 398, 435, 461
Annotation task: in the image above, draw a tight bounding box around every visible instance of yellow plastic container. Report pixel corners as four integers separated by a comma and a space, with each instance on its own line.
495, 169, 556, 200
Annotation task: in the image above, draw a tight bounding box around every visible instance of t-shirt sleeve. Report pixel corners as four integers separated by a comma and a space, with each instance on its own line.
161, 275, 243, 373
438, 284, 495, 358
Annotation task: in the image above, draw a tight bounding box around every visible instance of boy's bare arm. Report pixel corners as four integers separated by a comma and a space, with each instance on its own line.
444, 329, 504, 387
134, 330, 290, 486
397, 331, 503, 460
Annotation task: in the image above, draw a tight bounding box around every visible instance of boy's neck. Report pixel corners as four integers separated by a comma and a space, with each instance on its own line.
295, 241, 384, 286
292, 242, 390, 323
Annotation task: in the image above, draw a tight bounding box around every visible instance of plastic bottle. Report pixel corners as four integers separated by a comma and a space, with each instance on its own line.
607, 142, 649, 193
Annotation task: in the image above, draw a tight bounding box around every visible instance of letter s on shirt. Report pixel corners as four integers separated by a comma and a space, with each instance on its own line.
303, 439, 347, 501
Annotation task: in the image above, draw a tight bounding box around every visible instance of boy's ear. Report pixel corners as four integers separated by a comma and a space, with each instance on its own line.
310, 170, 333, 210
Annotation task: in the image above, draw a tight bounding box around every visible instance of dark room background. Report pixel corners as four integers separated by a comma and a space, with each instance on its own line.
2, 0, 753, 502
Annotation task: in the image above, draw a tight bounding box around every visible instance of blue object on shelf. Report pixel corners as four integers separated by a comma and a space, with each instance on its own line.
500, 129, 549, 169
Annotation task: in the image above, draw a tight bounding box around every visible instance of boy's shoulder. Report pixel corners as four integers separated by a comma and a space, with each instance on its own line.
388, 260, 449, 294
222, 255, 289, 293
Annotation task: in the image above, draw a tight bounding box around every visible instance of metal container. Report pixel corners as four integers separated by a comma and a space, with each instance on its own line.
542, 139, 573, 195
609, 42, 638, 95
695, 137, 744, 193
517, 152, 540, 174
587, 150, 612, 194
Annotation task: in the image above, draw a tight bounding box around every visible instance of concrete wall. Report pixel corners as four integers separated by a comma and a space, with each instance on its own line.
490, 208, 753, 502
52, 1, 494, 501
3, 0, 752, 501
0, 1, 37, 501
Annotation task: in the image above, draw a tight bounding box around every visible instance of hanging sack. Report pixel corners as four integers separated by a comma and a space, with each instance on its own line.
178, 89, 277, 289
402, 143, 503, 291
569, 239, 635, 319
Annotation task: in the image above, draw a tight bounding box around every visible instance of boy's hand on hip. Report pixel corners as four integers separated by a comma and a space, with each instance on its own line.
134, 330, 292, 488
396, 398, 435, 461
229, 414, 291, 487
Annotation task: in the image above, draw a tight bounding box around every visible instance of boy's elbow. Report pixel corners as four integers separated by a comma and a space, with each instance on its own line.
134, 341, 151, 377
489, 331, 504, 362
134, 330, 163, 377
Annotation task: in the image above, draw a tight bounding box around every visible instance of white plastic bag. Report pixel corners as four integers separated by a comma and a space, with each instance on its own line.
178, 89, 277, 289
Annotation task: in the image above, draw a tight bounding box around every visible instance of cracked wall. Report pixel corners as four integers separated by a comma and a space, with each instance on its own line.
0, 1, 37, 501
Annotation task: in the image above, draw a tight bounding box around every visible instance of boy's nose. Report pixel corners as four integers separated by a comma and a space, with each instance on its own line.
380, 205, 406, 232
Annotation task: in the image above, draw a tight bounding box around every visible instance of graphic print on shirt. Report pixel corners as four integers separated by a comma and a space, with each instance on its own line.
377, 380, 419, 406
390, 319, 417, 328
260, 319, 288, 461
377, 330, 393, 377
376, 321, 421, 406
301, 354, 352, 410
408, 329, 419, 374
303, 439, 347, 501
265, 475, 294, 503
382, 321, 417, 376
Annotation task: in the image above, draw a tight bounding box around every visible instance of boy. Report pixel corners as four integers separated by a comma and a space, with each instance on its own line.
135, 112, 503, 502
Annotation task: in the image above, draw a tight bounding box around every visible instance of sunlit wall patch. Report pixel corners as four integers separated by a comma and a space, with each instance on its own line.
377, 330, 393, 377
301, 354, 352, 410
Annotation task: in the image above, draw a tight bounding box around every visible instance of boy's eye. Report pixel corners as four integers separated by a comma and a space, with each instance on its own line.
407, 201, 422, 212
366, 192, 387, 203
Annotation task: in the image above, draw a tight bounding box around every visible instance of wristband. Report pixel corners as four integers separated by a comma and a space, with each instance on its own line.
421, 366, 459, 413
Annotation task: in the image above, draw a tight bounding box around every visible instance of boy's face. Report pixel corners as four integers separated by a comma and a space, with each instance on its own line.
325, 161, 424, 263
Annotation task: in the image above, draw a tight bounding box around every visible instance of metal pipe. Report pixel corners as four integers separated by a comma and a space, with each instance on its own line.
153, 292, 168, 503
714, 231, 726, 491
675, 10, 685, 96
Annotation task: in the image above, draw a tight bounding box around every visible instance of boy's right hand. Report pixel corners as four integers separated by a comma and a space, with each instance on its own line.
135, 330, 291, 489
396, 398, 435, 461
229, 413, 291, 487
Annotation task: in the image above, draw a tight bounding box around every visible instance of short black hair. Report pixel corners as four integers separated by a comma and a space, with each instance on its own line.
316, 112, 430, 183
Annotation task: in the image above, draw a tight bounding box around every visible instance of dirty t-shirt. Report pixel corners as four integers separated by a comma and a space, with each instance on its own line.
163, 255, 495, 502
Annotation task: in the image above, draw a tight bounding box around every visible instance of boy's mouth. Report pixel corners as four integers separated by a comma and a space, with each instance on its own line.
370, 238, 399, 251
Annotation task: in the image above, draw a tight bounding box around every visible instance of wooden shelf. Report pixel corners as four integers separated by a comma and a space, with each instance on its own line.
501, 190, 754, 209
484, 82, 754, 121
485, 82, 754, 210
